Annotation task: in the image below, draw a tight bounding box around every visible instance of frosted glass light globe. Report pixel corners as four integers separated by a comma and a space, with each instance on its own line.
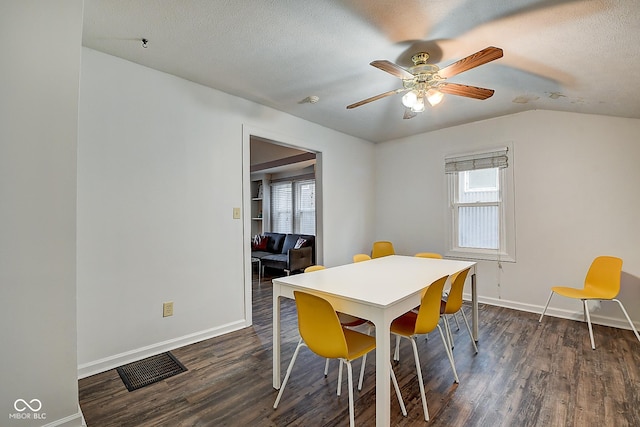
426, 89, 444, 106
411, 97, 425, 112
402, 91, 418, 108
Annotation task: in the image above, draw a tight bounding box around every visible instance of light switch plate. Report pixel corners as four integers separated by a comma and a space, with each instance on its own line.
233, 207, 241, 219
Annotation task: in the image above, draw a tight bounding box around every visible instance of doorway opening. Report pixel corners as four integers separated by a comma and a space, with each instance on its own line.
242, 127, 323, 325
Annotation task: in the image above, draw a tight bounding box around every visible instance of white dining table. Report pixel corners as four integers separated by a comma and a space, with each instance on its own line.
272, 255, 477, 427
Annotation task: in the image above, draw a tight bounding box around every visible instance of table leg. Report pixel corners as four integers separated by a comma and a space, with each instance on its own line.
374, 315, 392, 426
273, 291, 282, 389
471, 272, 478, 342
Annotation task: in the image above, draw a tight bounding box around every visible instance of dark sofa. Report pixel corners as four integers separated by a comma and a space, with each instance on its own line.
251, 232, 315, 275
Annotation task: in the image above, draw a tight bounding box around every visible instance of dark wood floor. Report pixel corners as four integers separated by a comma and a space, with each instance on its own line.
79, 272, 640, 426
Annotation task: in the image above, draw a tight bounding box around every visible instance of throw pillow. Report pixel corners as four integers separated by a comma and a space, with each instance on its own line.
256, 235, 269, 251
293, 237, 307, 249
252, 235, 269, 251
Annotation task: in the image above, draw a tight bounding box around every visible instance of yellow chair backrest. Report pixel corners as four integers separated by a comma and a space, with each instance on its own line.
372, 241, 395, 258
442, 268, 471, 315
294, 291, 349, 359
414, 275, 449, 335
415, 252, 443, 259
584, 256, 623, 299
304, 265, 326, 273
353, 253, 372, 263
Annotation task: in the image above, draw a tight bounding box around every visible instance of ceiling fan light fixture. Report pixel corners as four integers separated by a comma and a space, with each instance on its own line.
411, 96, 425, 112
426, 88, 444, 106
401, 90, 418, 108
347, 47, 502, 115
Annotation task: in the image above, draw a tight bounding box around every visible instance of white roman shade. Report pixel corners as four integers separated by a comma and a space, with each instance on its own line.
445, 148, 508, 173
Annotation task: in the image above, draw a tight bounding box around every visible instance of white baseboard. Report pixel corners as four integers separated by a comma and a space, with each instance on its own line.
464, 293, 640, 331
77, 319, 249, 379
42, 410, 84, 427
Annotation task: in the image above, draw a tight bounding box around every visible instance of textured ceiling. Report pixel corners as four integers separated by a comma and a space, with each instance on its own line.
82, 0, 640, 143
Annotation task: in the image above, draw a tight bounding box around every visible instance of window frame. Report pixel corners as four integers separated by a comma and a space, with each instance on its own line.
445, 146, 516, 262
270, 178, 316, 235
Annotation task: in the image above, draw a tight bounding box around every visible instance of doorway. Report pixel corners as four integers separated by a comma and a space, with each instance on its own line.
242, 126, 323, 325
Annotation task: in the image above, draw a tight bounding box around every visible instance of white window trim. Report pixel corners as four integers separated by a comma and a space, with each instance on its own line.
445, 145, 516, 263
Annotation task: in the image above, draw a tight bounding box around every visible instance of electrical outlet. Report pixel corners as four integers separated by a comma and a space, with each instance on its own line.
163, 302, 174, 317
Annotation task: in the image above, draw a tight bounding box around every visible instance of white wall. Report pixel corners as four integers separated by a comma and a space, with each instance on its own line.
0, 1, 84, 426
375, 110, 640, 330
77, 48, 375, 375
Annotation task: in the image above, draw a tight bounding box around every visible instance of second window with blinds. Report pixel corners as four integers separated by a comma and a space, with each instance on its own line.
445, 146, 516, 262
270, 179, 316, 235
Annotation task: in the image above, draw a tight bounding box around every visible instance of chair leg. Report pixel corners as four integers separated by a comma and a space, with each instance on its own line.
612, 299, 640, 345
460, 308, 479, 354
337, 360, 344, 396
346, 361, 355, 427
393, 334, 401, 361
357, 353, 367, 390
444, 316, 454, 349
583, 299, 596, 350
273, 338, 304, 409
366, 323, 374, 336
453, 312, 461, 330
437, 324, 460, 384
539, 291, 554, 322
324, 358, 330, 377
356, 324, 374, 389
389, 362, 407, 417
332, 323, 374, 392
409, 337, 429, 421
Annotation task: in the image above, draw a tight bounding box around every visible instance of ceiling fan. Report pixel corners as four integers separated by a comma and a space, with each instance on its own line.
346, 46, 503, 119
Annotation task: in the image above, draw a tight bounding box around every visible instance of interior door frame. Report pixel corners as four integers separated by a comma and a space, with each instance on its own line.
241, 125, 323, 325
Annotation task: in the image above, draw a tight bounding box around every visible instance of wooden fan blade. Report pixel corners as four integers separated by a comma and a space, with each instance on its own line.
440, 83, 495, 100
370, 60, 414, 80
438, 47, 503, 79
346, 88, 405, 109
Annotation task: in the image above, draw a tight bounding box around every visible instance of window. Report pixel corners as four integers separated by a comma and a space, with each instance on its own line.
445, 147, 515, 261
270, 182, 292, 233
294, 180, 316, 235
270, 179, 315, 235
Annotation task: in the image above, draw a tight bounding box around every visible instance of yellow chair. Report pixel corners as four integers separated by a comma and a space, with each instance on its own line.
440, 268, 477, 355
371, 241, 395, 258
390, 275, 458, 421
304, 266, 371, 388
415, 252, 443, 259
413, 252, 460, 328
273, 291, 407, 426
539, 256, 640, 349
306, 265, 368, 327
352, 253, 372, 263
305, 266, 368, 329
